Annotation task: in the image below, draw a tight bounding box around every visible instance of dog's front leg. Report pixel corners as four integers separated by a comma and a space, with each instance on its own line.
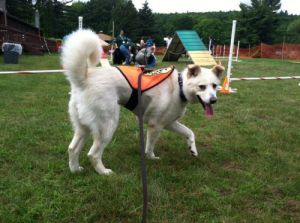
165, 121, 198, 157
145, 125, 162, 159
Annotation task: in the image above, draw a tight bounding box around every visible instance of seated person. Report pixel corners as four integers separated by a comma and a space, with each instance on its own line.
145, 36, 156, 54
114, 30, 131, 65
135, 46, 156, 67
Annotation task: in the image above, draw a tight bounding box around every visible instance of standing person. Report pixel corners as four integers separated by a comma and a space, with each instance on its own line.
115, 30, 131, 65
163, 35, 172, 48
139, 36, 145, 49
208, 36, 215, 55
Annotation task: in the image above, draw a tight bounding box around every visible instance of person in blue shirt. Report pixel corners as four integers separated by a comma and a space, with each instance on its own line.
115, 30, 131, 65
145, 36, 154, 48
145, 36, 156, 55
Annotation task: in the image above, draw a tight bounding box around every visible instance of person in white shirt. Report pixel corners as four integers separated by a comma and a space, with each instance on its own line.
163, 36, 172, 48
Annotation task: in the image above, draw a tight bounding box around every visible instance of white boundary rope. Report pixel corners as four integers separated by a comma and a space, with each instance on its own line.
0, 70, 64, 75
0, 69, 299, 80
231, 76, 300, 81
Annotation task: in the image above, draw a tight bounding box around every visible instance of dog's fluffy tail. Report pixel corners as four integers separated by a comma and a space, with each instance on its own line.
62, 29, 102, 87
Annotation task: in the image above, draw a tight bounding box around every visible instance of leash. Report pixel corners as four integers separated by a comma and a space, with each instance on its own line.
137, 68, 148, 223
136, 68, 185, 223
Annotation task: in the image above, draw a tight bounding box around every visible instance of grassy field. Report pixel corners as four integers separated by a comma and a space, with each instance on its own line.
0, 54, 300, 222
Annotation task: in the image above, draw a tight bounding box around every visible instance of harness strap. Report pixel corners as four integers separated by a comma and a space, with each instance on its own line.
178, 72, 187, 102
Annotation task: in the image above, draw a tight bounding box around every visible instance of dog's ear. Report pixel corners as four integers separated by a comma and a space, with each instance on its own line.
187, 64, 201, 78
212, 64, 225, 79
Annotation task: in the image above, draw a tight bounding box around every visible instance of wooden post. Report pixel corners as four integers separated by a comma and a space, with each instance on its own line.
112, 20, 115, 39
0, 0, 7, 26
281, 37, 285, 60
248, 44, 251, 57
235, 40, 240, 62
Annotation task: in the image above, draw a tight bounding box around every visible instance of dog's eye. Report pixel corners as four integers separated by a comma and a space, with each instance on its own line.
199, 85, 206, 91
212, 84, 217, 89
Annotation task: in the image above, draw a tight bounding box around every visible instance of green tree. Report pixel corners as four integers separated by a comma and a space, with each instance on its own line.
83, 0, 114, 34
286, 18, 300, 43
137, 0, 155, 37
36, 0, 66, 38
6, 0, 34, 25
113, 0, 139, 41
172, 15, 195, 30
238, 0, 281, 46
63, 2, 86, 34
153, 14, 175, 46
193, 18, 223, 45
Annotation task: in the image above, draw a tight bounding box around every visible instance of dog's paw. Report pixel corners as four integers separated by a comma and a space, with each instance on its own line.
70, 166, 84, 173
146, 153, 160, 160
149, 156, 160, 160
98, 168, 114, 175
189, 146, 198, 157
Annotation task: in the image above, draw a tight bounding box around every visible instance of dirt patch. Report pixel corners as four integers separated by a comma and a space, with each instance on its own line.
278, 200, 300, 221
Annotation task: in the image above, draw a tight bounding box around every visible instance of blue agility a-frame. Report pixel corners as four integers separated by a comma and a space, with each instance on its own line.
163, 30, 216, 66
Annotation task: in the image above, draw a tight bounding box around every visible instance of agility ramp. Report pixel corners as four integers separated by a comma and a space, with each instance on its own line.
162, 30, 216, 66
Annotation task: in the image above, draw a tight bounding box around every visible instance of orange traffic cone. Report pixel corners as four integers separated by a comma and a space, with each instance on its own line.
220, 76, 231, 94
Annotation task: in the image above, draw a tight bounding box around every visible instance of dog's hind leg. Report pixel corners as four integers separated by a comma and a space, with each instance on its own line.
145, 125, 162, 160
165, 121, 198, 157
87, 107, 120, 175
68, 127, 88, 173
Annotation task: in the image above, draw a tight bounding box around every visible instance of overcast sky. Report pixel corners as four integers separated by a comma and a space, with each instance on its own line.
74, 0, 300, 15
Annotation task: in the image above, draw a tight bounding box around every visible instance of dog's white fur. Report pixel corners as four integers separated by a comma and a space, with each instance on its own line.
62, 29, 224, 175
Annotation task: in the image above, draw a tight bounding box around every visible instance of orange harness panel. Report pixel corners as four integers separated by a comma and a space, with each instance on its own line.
116, 66, 174, 92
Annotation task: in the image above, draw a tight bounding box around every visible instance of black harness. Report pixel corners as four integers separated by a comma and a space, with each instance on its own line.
178, 72, 187, 102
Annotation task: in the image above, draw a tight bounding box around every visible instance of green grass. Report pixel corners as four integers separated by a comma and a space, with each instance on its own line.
0, 54, 300, 222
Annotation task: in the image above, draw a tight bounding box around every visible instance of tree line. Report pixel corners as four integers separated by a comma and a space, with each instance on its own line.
6, 0, 300, 47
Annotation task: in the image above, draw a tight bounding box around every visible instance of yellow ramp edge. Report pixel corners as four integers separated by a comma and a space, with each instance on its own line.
188, 51, 216, 66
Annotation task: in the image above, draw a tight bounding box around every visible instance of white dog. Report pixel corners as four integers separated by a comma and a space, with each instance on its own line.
62, 29, 224, 175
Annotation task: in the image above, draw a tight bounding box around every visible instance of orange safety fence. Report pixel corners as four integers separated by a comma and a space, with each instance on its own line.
213, 43, 300, 60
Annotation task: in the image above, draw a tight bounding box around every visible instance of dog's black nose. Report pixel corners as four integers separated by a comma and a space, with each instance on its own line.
210, 97, 217, 104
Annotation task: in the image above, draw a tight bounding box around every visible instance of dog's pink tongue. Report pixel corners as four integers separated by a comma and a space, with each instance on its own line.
205, 104, 214, 117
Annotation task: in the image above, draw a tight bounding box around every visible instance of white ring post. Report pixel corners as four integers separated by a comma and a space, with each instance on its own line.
78, 16, 83, 30
220, 20, 237, 94
227, 20, 236, 84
